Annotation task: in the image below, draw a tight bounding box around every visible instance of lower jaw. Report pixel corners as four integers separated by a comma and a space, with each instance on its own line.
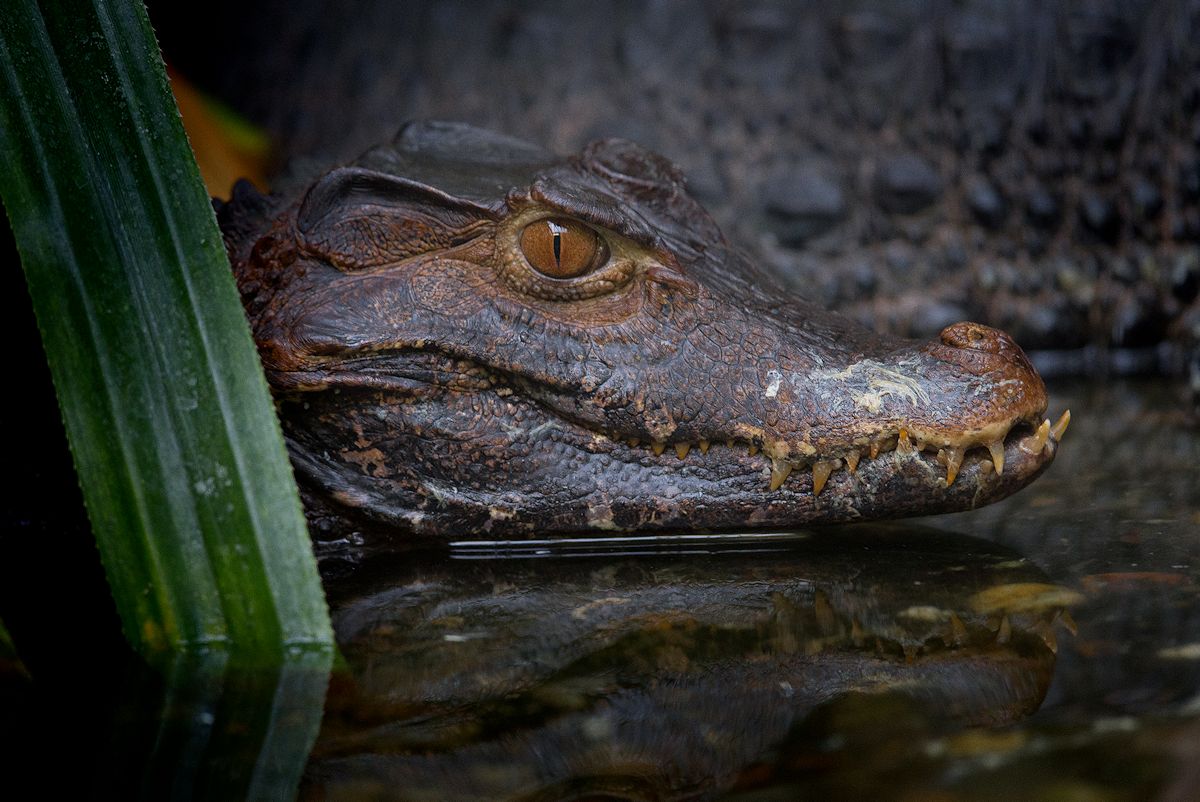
743, 426, 1060, 526
573, 422, 1063, 533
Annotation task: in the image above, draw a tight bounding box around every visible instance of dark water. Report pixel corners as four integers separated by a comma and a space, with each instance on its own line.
3, 378, 1198, 800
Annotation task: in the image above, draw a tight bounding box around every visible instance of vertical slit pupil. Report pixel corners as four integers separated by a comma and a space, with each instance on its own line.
547, 220, 568, 269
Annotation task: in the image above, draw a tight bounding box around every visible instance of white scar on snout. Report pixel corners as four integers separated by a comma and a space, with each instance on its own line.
763, 369, 784, 399
790, 359, 931, 412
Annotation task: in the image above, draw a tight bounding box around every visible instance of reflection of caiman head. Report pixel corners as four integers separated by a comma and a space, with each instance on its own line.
306, 525, 1081, 799
221, 122, 1070, 539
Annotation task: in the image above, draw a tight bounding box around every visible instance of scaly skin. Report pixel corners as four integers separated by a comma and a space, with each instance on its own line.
220, 122, 1067, 540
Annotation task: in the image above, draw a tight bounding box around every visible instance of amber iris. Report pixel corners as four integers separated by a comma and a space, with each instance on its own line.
519, 218, 605, 279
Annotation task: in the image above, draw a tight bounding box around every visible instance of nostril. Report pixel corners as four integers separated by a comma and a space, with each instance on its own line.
939, 321, 1009, 354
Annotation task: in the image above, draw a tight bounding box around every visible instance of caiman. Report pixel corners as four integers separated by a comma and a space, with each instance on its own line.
219, 122, 1070, 541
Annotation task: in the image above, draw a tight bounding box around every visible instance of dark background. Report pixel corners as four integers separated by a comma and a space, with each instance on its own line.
149, 0, 1200, 367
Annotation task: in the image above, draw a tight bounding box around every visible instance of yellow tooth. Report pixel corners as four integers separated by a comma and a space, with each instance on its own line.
869, 442, 880, 460
1023, 420, 1050, 454
725, 439, 736, 448
1058, 609, 1078, 636
949, 612, 969, 646
845, 451, 860, 474
698, 439, 710, 454
941, 446, 965, 487
651, 440, 666, 456
674, 442, 691, 460
1050, 409, 1071, 442
995, 614, 1011, 644
748, 443, 760, 457
851, 617, 865, 644
896, 428, 914, 454
812, 460, 834, 496
626, 437, 640, 448
987, 441, 1005, 475
769, 458, 793, 491
1036, 622, 1058, 654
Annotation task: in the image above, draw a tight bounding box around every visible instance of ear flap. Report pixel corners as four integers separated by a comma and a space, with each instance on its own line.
296, 167, 500, 270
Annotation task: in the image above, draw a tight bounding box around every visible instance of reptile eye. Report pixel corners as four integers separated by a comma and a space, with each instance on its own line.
519, 218, 606, 279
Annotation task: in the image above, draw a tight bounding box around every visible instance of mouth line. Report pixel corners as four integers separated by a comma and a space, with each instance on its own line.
290, 354, 1068, 496
599, 409, 1071, 494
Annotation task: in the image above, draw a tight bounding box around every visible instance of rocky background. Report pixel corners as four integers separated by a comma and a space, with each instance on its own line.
152, 0, 1200, 375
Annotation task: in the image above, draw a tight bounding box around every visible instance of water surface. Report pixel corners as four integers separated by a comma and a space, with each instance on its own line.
3, 378, 1197, 800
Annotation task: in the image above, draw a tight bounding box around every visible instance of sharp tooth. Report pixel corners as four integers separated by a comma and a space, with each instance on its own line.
748, 443, 760, 457
626, 437, 640, 448
1058, 610, 1078, 636
812, 460, 834, 496
995, 614, 1011, 644
949, 612, 969, 646
725, 439, 736, 448
869, 442, 880, 460
1036, 622, 1058, 654
1050, 409, 1071, 442
845, 451, 860, 474
851, 617, 865, 644
896, 429, 914, 454
940, 446, 964, 486
698, 439, 710, 454
902, 644, 918, 663
769, 458, 793, 491
651, 440, 666, 456
986, 441, 1005, 475
1023, 419, 1050, 454
674, 442, 691, 459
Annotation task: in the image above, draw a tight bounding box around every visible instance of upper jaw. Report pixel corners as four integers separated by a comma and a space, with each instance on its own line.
573, 315, 1061, 498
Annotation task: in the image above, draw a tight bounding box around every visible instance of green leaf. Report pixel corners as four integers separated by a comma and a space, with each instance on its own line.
0, 0, 331, 655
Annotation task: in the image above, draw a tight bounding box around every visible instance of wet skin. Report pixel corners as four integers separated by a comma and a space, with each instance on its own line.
220, 122, 1069, 539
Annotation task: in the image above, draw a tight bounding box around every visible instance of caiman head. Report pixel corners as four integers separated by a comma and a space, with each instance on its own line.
220, 121, 1068, 540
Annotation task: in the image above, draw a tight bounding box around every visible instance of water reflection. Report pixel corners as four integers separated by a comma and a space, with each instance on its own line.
97, 649, 331, 801
305, 524, 1076, 800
